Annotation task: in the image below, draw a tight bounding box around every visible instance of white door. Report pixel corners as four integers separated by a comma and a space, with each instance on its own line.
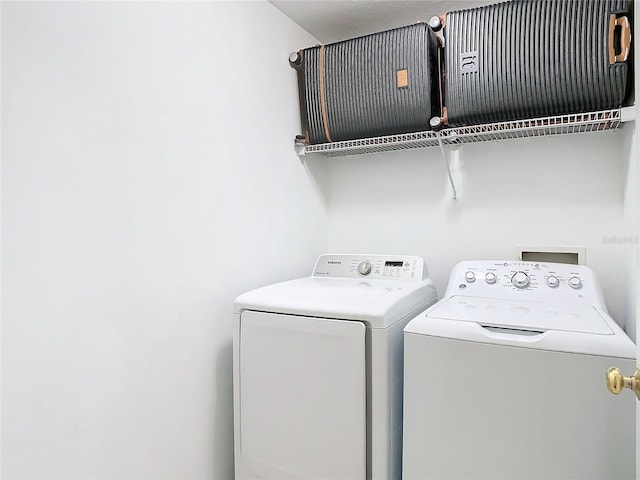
609, 115, 639, 479
238, 311, 366, 480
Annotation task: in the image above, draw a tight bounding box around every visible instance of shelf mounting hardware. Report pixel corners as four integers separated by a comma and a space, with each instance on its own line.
436, 131, 457, 199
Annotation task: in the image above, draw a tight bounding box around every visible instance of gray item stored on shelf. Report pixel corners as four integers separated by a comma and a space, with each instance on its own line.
443, 0, 631, 126
290, 23, 441, 145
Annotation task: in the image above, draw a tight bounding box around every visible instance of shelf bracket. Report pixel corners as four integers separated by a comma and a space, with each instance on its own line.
436, 131, 457, 199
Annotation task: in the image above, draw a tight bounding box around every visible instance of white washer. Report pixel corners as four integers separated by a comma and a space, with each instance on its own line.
233, 254, 437, 480
403, 260, 636, 480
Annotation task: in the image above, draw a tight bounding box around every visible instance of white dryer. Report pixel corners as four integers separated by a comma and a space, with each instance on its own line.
233, 254, 437, 480
403, 260, 636, 480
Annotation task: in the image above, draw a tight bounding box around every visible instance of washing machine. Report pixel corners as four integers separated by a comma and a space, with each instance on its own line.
233, 254, 437, 480
403, 260, 636, 480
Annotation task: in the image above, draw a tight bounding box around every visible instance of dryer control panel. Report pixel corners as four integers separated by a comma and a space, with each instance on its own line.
445, 260, 606, 309
313, 254, 428, 281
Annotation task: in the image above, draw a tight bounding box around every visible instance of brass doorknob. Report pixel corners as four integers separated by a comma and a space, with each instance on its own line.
606, 367, 640, 400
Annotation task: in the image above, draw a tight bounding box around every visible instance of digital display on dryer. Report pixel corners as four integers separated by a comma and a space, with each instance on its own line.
385, 261, 404, 267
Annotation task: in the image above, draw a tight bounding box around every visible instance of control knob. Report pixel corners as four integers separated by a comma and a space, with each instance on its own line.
511, 271, 530, 289
357, 260, 372, 276
465, 271, 476, 283
485, 272, 497, 284
546, 275, 560, 288
568, 276, 582, 289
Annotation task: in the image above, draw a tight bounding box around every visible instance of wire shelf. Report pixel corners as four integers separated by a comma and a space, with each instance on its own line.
295, 108, 628, 157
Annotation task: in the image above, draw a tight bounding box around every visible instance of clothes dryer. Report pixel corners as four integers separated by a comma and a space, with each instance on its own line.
403, 260, 636, 480
233, 254, 437, 480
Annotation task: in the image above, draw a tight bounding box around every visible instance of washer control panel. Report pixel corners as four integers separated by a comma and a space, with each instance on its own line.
448, 260, 605, 307
313, 254, 427, 281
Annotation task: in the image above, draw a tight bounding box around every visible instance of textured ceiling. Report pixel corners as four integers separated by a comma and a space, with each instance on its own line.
269, 0, 496, 44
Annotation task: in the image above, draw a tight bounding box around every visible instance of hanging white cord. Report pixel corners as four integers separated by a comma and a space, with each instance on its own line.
436, 131, 457, 199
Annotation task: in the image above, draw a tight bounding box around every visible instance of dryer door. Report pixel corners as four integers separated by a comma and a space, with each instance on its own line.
238, 311, 366, 479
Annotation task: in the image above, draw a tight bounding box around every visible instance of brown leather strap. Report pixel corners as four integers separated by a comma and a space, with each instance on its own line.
318, 44, 332, 142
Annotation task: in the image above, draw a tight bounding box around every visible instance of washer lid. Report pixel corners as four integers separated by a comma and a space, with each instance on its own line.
426, 296, 613, 335
234, 277, 437, 328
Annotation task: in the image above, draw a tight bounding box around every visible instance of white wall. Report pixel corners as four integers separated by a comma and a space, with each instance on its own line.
1, 2, 324, 479
622, 122, 637, 343
327, 126, 637, 333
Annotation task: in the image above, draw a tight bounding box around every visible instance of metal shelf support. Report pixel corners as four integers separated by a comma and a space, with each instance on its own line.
436, 131, 457, 200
